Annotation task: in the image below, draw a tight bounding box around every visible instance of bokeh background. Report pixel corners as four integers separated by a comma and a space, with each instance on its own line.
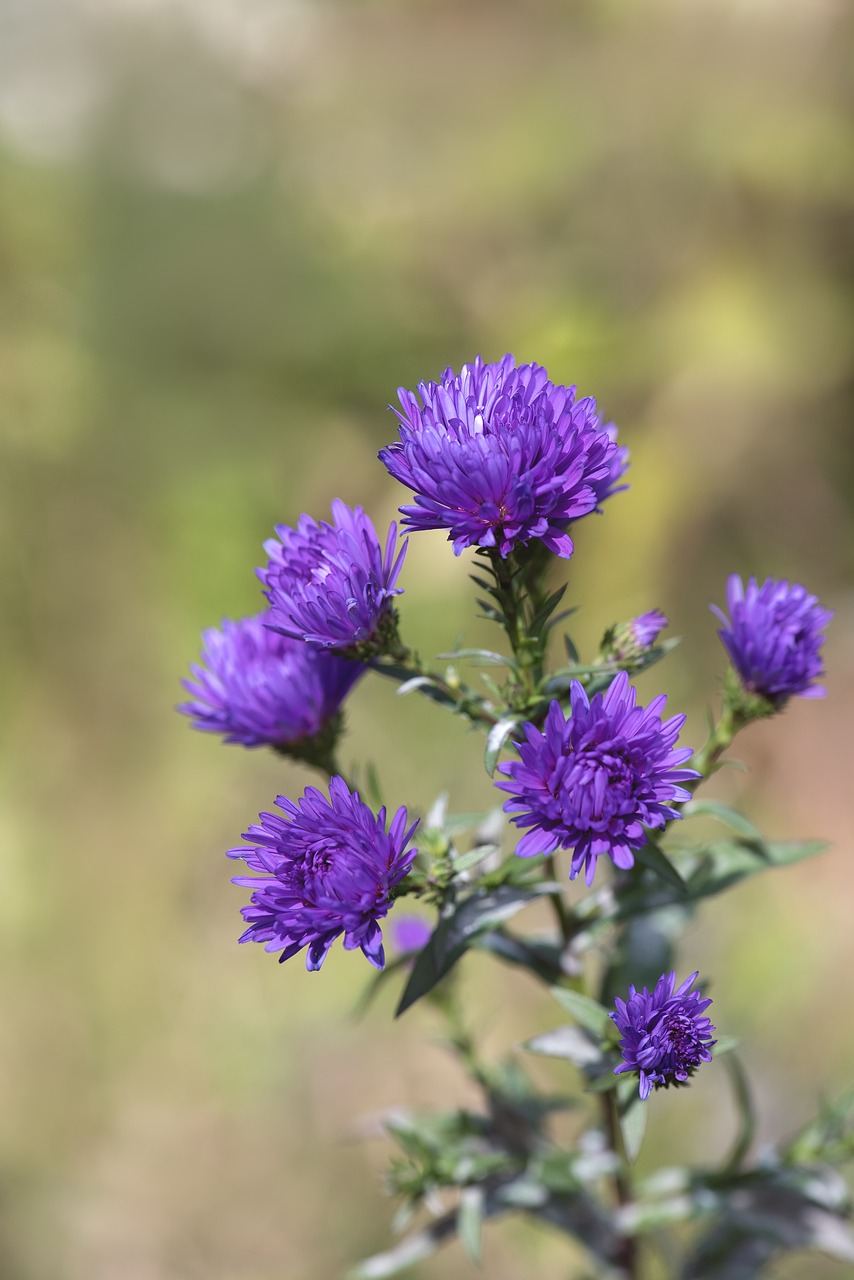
2, 0, 853, 1276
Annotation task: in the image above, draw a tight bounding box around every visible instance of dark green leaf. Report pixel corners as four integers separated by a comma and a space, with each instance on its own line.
633, 838, 689, 894
475, 930, 565, 984
395, 883, 561, 1016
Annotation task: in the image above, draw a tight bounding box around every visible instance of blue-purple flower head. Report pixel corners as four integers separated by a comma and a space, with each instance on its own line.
229, 776, 418, 971
178, 613, 363, 749
496, 672, 699, 886
259, 499, 407, 651
712, 575, 832, 706
602, 610, 669, 665
379, 355, 628, 559
611, 971, 716, 1100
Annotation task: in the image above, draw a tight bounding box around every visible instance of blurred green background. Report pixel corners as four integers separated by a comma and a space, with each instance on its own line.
1, 0, 853, 1276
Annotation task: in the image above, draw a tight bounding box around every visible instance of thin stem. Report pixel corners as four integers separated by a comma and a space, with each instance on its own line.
543, 854, 574, 948
688, 701, 748, 791
368, 649, 499, 729
601, 1090, 642, 1279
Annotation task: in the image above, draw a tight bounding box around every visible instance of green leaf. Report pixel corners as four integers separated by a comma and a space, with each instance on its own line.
484, 715, 521, 776
475, 931, 565, 984
607, 838, 828, 922
633, 838, 689, 894
437, 648, 515, 668
457, 1186, 484, 1264
550, 987, 613, 1038
523, 1025, 604, 1068
683, 800, 763, 840
721, 1053, 756, 1174
621, 1097, 648, 1165
711, 1036, 741, 1058
348, 1213, 459, 1278
395, 883, 561, 1016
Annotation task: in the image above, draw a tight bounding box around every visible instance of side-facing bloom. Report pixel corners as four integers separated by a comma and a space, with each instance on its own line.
259, 499, 407, 650
611, 971, 716, 1100
178, 613, 363, 748
711, 574, 832, 705
229, 776, 418, 971
379, 354, 628, 558
496, 671, 698, 886
601, 609, 668, 665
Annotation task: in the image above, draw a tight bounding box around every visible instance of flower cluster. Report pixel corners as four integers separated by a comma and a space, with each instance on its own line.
229, 776, 418, 971
259, 499, 407, 651
712, 574, 832, 706
611, 971, 716, 1100
178, 613, 362, 749
497, 671, 698, 885
379, 355, 628, 558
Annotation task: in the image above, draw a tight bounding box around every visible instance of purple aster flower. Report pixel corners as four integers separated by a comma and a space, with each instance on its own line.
229, 776, 418, 971
610, 971, 716, 1100
602, 609, 669, 664
711, 575, 832, 705
496, 672, 699, 886
178, 613, 363, 749
259, 499, 407, 651
379, 354, 628, 558
629, 610, 669, 650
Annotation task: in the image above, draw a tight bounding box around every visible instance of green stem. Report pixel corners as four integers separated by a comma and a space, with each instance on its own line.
543, 854, 574, 948
485, 547, 552, 700
368, 649, 498, 729
688, 701, 749, 790
601, 1090, 642, 1279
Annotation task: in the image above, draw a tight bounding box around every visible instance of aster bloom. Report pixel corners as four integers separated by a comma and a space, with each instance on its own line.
229, 776, 418, 971
259, 499, 407, 651
610, 971, 716, 1100
379, 355, 628, 558
496, 672, 699, 886
178, 613, 363, 749
711, 574, 832, 705
602, 609, 669, 665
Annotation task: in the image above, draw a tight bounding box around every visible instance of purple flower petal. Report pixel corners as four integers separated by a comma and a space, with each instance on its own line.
610, 971, 717, 1099
379, 355, 628, 559
496, 672, 699, 886
711, 574, 832, 706
229, 778, 418, 971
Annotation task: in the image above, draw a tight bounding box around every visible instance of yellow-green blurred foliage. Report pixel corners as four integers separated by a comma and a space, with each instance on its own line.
1, 1, 853, 1276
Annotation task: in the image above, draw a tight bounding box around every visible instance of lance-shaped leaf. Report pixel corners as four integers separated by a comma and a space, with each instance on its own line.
395, 882, 561, 1016
621, 1096, 648, 1165
457, 1186, 484, 1264
607, 838, 828, 922
484, 715, 522, 776
633, 838, 689, 894
682, 799, 763, 840
524, 1025, 605, 1070
550, 987, 614, 1039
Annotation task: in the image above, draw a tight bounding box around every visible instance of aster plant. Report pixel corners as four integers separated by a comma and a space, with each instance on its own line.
179, 355, 852, 1280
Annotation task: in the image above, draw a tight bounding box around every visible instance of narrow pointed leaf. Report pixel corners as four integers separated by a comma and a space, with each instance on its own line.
395, 883, 561, 1016
633, 838, 689, 894
621, 1097, 648, 1164
484, 716, 521, 776
550, 987, 613, 1038
457, 1186, 484, 1265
